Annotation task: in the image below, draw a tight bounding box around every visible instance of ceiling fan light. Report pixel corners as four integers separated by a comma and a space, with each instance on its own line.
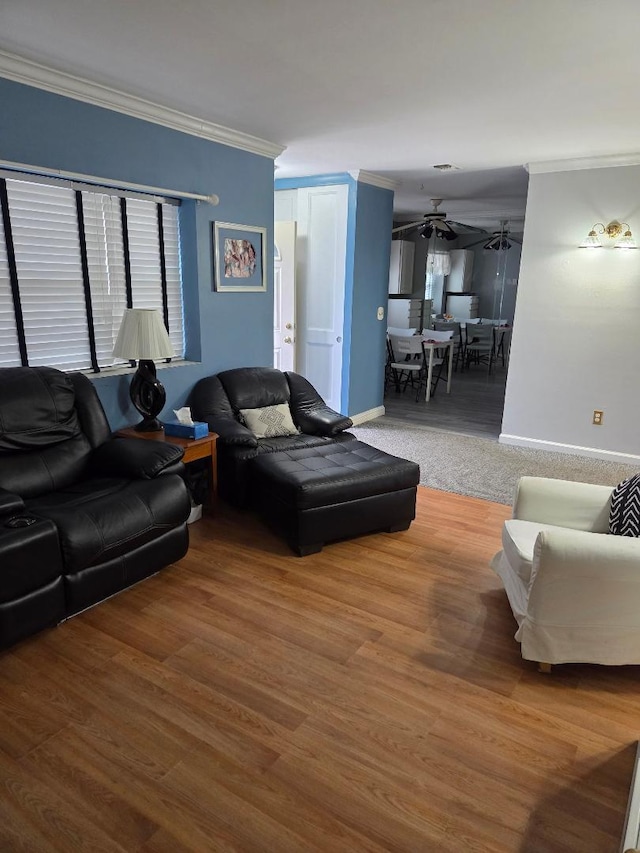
483, 234, 512, 251
435, 224, 456, 241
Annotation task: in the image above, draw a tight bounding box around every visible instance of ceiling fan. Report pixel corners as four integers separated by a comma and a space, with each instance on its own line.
464, 221, 522, 251
391, 198, 487, 241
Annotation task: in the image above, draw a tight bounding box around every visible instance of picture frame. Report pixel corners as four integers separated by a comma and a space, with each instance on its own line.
213, 221, 267, 292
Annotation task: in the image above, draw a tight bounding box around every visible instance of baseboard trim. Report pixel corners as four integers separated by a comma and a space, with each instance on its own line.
349, 406, 385, 426
499, 433, 640, 466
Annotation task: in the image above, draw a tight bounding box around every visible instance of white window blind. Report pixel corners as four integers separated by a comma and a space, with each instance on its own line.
162, 205, 185, 357
127, 198, 164, 313
0, 174, 185, 372
7, 179, 92, 371
82, 191, 128, 368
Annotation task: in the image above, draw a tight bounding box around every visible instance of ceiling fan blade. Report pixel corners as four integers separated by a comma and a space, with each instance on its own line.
391, 220, 425, 235
447, 221, 488, 233
461, 235, 491, 249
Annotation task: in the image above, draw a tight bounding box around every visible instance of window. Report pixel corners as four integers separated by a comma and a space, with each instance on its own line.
424, 251, 450, 314
0, 172, 184, 372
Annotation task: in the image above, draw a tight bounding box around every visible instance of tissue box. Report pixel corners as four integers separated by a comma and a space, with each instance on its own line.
163, 420, 209, 439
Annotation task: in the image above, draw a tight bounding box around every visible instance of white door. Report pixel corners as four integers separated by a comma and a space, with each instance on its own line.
295, 185, 347, 412
273, 221, 297, 371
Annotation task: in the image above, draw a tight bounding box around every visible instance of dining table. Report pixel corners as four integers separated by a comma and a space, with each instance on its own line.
435, 319, 512, 368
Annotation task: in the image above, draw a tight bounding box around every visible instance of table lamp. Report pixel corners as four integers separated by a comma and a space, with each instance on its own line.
112, 308, 174, 432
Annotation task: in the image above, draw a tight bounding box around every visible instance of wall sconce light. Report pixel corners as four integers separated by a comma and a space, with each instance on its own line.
580, 220, 637, 249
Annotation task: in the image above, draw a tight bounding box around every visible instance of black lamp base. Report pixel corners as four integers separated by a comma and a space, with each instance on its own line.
133, 416, 164, 433
129, 359, 166, 433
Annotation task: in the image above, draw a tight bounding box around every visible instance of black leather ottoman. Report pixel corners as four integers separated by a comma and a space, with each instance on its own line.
251, 440, 420, 555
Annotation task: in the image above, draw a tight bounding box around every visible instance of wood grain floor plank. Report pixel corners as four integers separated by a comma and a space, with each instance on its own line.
166, 638, 310, 730
0, 486, 635, 851
0, 745, 131, 853
99, 650, 282, 771
140, 826, 241, 853
20, 734, 159, 850
20, 722, 259, 853
164, 742, 387, 853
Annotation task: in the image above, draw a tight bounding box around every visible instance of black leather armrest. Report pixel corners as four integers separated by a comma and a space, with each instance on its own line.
0, 488, 25, 517
286, 371, 353, 436
190, 375, 258, 447
295, 406, 353, 436
209, 415, 258, 447
91, 438, 185, 480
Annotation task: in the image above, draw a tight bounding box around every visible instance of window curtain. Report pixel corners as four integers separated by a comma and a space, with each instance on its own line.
426, 251, 451, 276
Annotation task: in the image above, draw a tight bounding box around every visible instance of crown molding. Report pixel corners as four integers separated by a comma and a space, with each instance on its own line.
0, 49, 285, 160
527, 153, 640, 175
349, 170, 399, 190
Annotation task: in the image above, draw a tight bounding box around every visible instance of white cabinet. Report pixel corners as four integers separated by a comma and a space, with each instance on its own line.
446, 293, 478, 319
388, 240, 415, 294
387, 297, 432, 330
447, 249, 474, 292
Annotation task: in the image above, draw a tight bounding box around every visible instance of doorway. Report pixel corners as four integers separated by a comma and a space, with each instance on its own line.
273, 220, 296, 372
383, 232, 520, 439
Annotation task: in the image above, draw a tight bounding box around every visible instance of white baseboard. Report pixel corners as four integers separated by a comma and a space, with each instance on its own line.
499, 434, 640, 467
349, 405, 385, 426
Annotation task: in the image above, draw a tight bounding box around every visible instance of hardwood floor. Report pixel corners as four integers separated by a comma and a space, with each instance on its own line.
1, 489, 638, 852
383, 360, 507, 439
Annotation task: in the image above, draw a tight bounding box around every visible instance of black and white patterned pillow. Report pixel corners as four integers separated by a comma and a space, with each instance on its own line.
239, 403, 299, 439
609, 473, 640, 536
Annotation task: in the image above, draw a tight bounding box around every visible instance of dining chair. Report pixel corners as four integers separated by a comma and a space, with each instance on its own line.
387, 326, 418, 337
493, 324, 512, 366
388, 334, 425, 397
433, 320, 463, 370
384, 334, 395, 392
465, 322, 495, 373
420, 328, 454, 399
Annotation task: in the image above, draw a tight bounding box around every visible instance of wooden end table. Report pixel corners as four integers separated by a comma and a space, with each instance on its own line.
115, 427, 218, 509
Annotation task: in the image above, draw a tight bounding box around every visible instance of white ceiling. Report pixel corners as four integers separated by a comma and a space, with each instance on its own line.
2, 0, 639, 230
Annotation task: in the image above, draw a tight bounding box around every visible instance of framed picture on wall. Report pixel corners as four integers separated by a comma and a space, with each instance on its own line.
213, 221, 267, 292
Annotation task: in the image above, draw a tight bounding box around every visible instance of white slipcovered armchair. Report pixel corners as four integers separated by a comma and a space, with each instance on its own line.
491, 476, 640, 668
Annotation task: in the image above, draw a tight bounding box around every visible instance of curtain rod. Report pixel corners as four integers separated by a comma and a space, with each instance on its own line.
0, 159, 219, 205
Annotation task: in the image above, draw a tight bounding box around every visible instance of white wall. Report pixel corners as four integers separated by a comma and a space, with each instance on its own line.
501, 162, 640, 464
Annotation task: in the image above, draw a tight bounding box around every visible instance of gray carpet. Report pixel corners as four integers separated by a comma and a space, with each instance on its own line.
351, 419, 637, 505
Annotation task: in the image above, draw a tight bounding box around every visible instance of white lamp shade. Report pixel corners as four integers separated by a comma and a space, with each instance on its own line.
112, 309, 175, 360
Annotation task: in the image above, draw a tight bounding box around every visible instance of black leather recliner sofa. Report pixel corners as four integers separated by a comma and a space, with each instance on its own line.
191, 367, 420, 555
0, 366, 191, 649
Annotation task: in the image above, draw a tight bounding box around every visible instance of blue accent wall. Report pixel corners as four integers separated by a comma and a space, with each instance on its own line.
0, 77, 275, 429
349, 182, 394, 415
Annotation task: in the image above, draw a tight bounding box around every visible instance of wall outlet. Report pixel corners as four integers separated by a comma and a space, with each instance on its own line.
377, 306, 384, 321
593, 410, 603, 425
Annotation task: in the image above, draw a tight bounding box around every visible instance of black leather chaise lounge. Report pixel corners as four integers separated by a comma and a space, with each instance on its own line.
191, 367, 420, 555
0, 366, 191, 649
